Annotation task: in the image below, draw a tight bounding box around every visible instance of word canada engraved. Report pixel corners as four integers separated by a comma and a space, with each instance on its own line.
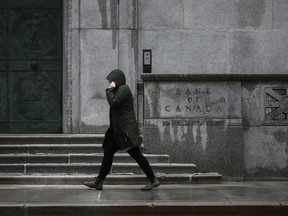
163, 87, 224, 115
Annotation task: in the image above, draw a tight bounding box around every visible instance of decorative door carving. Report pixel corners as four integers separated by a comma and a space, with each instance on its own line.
0, 0, 62, 132
263, 86, 288, 125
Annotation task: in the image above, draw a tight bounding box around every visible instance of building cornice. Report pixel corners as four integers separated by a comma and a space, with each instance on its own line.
141, 74, 288, 82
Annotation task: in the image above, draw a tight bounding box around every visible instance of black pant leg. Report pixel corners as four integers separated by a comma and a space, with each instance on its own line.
97, 136, 118, 181
127, 147, 155, 183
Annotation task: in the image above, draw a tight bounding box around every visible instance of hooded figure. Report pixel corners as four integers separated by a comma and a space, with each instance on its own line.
104, 69, 142, 150
83, 69, 160, 191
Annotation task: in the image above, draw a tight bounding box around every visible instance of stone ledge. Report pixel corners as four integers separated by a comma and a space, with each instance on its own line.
0, 134, 105, 144
141, 74, 288, 82
0, 173, 221, 185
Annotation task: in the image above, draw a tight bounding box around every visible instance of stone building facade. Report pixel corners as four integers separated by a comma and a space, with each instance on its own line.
69, 0, 288, 179
1, 0, 288, 179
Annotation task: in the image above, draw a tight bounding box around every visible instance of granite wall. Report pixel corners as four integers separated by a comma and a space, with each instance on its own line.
71, 0, 138, 133
242, 82, 288, 178
70, 0, 288, 178
142, 79, 244, 177
137, 0, 288, 75
141, 75, 288, 179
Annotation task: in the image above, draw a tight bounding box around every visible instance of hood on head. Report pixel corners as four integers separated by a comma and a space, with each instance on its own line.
106, 69, 126, 87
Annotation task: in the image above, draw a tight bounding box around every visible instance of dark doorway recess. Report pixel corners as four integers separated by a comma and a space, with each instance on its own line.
0, 0, 62, 133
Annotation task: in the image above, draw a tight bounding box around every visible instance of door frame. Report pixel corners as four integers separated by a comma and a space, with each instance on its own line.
62, 0, 73, 134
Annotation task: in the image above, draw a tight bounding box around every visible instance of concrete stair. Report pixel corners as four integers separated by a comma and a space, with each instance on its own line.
0, 135, 222, 185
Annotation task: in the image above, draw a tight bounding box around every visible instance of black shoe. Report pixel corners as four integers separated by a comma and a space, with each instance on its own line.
83, 178, 103, 191
141, 178, 160, 191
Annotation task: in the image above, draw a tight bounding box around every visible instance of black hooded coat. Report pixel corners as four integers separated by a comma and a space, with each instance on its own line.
103, 69, 142, 150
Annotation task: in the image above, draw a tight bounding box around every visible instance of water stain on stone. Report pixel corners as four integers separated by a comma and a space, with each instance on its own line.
110, 0, 118, 49
231, 31, 256, 71
132, 0, 137, 28
98, 0, 108, 28
131, 30, 138, 71
131, 1, 138, 70
273, 129, 288, 143
228, 104, 236, 116
97, 0, 118, 49
242, 83, 258, 93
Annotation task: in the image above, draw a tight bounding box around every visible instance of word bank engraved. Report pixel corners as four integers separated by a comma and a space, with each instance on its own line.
158, 84, 228, 118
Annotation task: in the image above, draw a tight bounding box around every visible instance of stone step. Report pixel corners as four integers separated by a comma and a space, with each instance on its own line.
0, 153, 170, 164
0, 163, 196, 175
0, 144, 144, 154
0, 134, 104, 144
0, 144, 103, 154
0, 135, 222, 185
0, 173, 222, 185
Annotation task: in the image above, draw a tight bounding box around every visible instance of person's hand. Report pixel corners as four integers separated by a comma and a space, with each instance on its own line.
109, 81, 116, 88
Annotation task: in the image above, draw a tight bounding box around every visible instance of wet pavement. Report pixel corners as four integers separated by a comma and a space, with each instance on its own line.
0, 181, 287, 215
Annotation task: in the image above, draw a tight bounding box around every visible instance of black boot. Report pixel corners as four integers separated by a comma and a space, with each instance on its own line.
141, 178, 160, 191
83, 178, 103, 191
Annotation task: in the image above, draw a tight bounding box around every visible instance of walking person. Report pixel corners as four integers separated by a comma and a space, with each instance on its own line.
83, 69, 160, 191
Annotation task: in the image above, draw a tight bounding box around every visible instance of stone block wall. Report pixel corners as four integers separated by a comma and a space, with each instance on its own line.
136, 0, 288, 179
70, 0, 288, 179
141, 77, 244, 177
141, 75, 288, 179
242, 83, 288, 178
71, 0, 138, 133
138, 0, 288, 75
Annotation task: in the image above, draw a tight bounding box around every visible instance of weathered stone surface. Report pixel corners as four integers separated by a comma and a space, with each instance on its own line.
184, 0, 272, 29
273, 0, 288, 29
143, 80, 244, 177
119, 0, 137, 29
138, 0, 183, 29
138, 30, 227, 74
0, 155, 68, 164
0, 134, 104, 144
80, 29, 118, 133
72, 0, 79, 29
144, 82, 241, 119
227, 82, 242, 118
80, 0, 136, 29
261, 84, 288, 126
242, 83, 288, 127
241, 83, 261, 126
143, 119, 244, 176
72, 29, 80, 133
80, 0, 116, 28
229, 30, 288, 74
66, 0, 288, 180
119, 30, 138, 95
244, 126, 288, 177
0, 165, 24, 173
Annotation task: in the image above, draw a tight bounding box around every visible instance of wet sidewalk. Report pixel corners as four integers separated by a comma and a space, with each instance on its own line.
0, 181, 287, 216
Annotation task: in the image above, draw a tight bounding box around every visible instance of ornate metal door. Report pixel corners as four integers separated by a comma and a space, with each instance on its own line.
0, 0, 62, 133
